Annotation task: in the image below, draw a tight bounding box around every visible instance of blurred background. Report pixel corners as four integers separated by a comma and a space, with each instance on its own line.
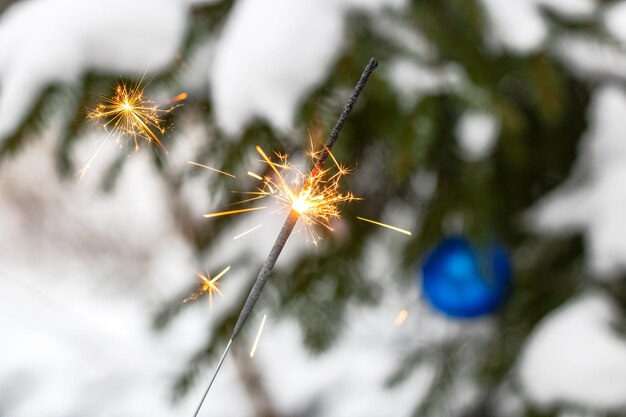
1, 0, 626, 416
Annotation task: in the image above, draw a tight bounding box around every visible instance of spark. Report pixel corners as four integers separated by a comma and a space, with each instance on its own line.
394, 309, 409, 326
249, 314, 268, 358
233, 224, 263, 240
204, 207, 267, 218
183, 265, 231, 305
82, 79, 185, 179
247, 171, 263, 181
77, 136, 109, 182
87, 80, 174, 151
168, 92, 188, 103
356, 217, 412, 236
188, 161, 236, 178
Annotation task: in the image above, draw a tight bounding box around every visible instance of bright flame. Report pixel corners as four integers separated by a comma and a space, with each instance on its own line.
204, 143, 359, 244
291, 196, 311, 214
183, 265, 230, 306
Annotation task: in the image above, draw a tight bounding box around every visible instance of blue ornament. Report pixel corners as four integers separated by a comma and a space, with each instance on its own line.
421, 236, 512, 318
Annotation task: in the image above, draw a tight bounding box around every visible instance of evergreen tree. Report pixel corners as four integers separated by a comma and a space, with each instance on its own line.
1, 0, 626, 416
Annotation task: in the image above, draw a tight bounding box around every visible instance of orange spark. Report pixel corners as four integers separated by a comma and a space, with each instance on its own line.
202, 143, 359, 244
169, 92, 188, 103
356, 217, 412, 236
183, 265, 231, 305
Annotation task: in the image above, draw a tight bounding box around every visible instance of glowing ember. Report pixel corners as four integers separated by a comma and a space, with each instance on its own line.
183, 265, 231, 306
204, 206, 267, 219
168, 92, 188, 103
188, 161, 236, 178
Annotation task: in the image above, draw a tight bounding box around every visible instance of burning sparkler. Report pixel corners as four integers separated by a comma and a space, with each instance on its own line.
81, 79, 185, 180
191, 58, 378, 417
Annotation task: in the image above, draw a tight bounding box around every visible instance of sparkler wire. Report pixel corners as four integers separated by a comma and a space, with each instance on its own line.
191, 58, 378, 417
191, 339, 232, 417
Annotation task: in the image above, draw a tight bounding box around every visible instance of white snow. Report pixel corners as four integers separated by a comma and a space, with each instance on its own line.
553, 1, 626, 81
531, 85, 626, 277
386, 58, 464, 109
604, 1, 626, 43
455, 110, 499, 161
209, 0, 344, 135
517, 292, 626, 411
210, 0, 404, 136
0, 0, 188, 142
539, 0, 596, 17
0, 0, 413, 142
554, 35, 626, 81
480, 0, 595, 53
0, 137, 220, 416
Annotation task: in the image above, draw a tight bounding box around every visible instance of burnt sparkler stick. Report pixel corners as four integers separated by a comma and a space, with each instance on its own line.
191, 58, 378, 417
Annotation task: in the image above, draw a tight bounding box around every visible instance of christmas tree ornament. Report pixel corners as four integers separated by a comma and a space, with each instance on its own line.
421, 236, 512, 318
